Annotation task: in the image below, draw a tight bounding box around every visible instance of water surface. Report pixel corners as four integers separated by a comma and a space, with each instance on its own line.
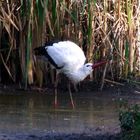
0, 90, 121, 134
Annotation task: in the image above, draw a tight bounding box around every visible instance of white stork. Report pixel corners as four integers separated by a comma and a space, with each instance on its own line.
34, 40, 106, 108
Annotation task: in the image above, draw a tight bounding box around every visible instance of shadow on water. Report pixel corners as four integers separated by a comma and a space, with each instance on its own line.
0, 90, 121, 135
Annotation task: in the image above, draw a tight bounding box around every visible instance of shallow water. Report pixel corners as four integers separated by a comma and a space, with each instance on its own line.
0, 90, 121, 135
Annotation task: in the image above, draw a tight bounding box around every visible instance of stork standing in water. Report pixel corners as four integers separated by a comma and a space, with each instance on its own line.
34, 41, 106, 108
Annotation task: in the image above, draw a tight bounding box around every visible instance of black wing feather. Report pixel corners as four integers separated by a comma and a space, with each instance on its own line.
34, 46, 63, 69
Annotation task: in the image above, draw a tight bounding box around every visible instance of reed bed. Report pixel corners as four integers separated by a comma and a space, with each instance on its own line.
0, 0, 140, 88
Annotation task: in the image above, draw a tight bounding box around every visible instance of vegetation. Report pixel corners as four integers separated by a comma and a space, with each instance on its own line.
0, 0, 140, 88
119, 101, 140, 140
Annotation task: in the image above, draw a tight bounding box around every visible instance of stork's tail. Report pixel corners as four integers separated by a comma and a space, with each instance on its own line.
34, 46, 46, 56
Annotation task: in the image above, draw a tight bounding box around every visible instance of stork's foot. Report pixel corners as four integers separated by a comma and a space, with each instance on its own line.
53, 101, 59, 108
70, 98, 75, 109
69, 88, 75, 109
54, 88, 58, 108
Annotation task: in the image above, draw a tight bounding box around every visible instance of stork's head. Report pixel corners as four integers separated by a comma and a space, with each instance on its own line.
83, 63, 93, 75
84, 61, 107, 75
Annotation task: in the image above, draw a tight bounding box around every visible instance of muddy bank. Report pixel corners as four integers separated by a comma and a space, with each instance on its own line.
0, 132, 121, 140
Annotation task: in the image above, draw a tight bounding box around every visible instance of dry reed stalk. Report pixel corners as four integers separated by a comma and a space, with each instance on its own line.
0, 0, 140, 87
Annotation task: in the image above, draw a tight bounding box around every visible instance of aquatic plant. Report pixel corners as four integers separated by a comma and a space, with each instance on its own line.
119, 102, 140, 140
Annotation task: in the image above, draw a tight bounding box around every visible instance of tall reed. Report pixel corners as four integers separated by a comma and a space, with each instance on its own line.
0, 0, 139, 88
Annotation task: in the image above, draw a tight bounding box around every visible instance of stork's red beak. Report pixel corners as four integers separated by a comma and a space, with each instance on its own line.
92, 61, 107, 69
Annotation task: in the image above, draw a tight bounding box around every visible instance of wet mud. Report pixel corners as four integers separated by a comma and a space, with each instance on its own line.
0, 132, 121, 140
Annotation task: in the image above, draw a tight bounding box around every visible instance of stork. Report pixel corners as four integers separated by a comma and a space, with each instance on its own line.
34, 40, 106, 108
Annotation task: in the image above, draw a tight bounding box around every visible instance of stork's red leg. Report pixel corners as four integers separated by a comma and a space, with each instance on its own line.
68, 82, 75, 109
54, 71, 59, 108
73, 83, 78, 92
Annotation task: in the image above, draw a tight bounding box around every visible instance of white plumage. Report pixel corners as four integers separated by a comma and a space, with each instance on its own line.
35, 40, 93, 83
34, 40, 106, 108
46, 41, 93, 82
47, 41, 86, 69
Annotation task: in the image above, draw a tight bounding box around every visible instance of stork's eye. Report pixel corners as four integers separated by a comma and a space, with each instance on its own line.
86, 65, 90, 67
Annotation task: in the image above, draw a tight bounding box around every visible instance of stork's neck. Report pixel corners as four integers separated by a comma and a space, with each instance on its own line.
64, 66, 90, 83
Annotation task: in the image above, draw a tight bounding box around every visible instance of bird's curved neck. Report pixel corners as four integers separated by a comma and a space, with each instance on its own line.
65, 66, 88, 83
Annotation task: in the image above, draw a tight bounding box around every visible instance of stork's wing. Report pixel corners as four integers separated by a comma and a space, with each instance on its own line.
46, 41, 86, 70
